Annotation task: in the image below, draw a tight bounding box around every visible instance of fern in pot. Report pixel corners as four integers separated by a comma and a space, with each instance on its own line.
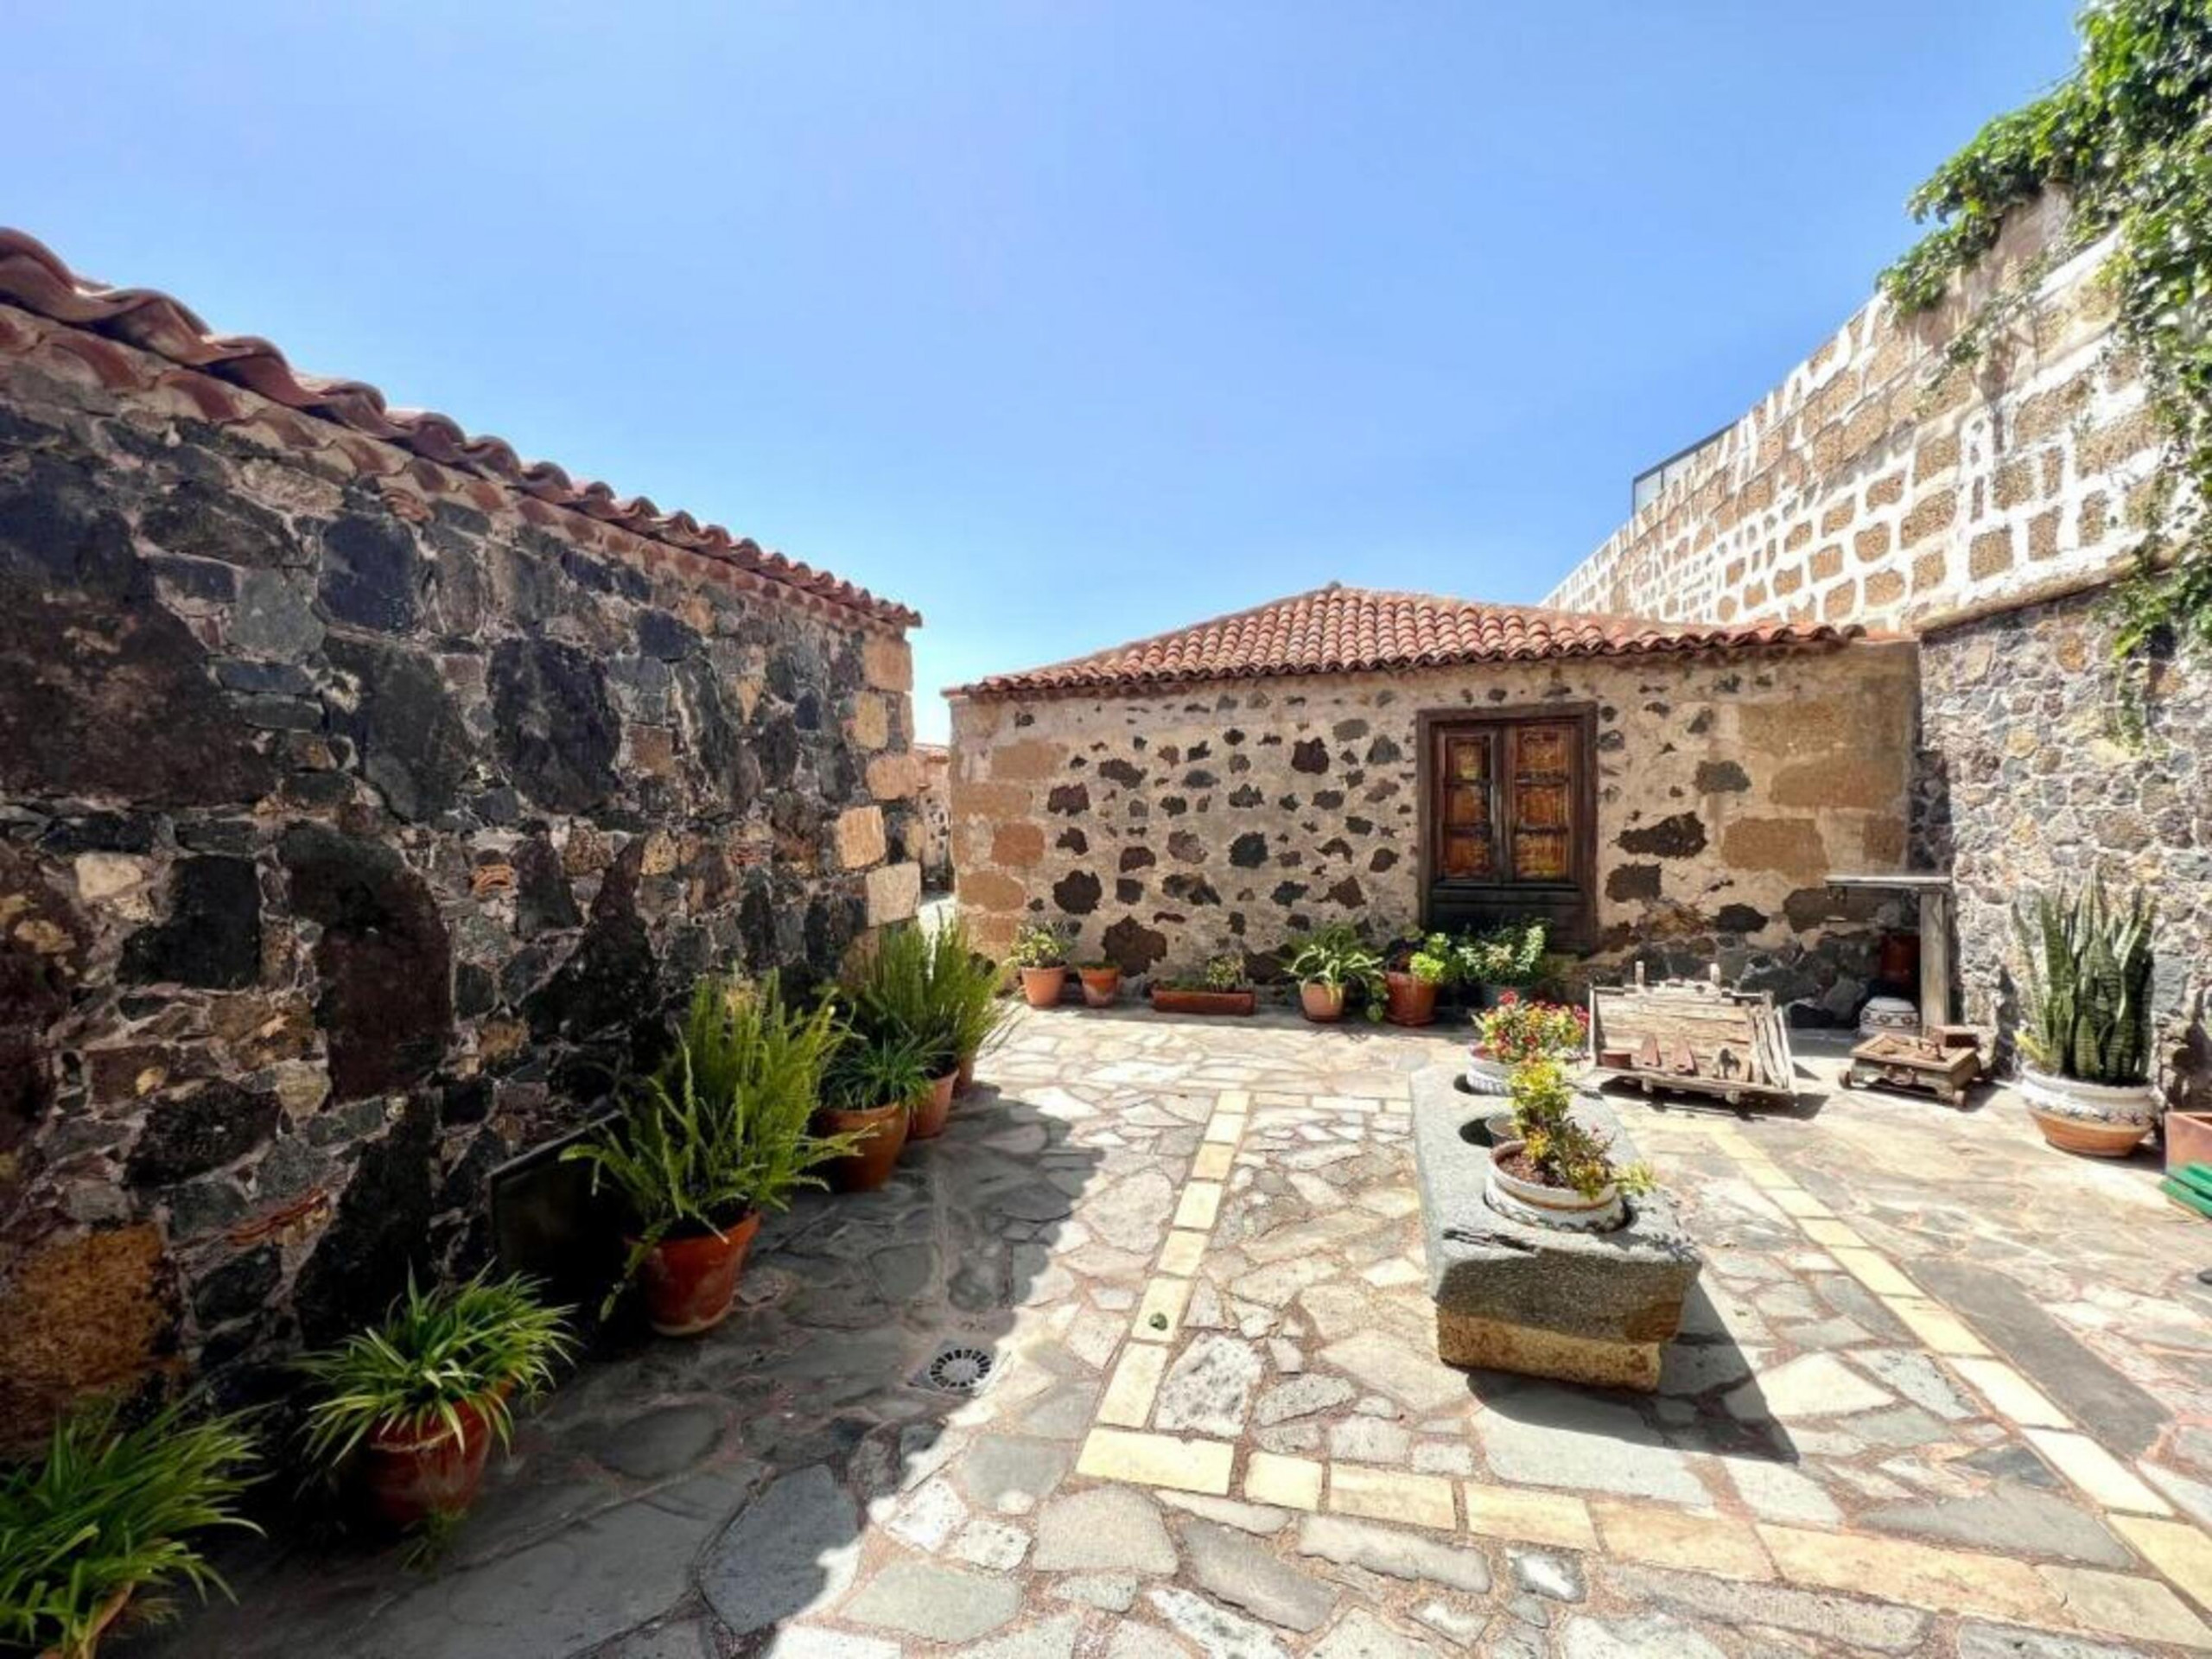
817, 1029, 933, 1193
2012, 874, 2158, 1157
842, 924, 964, 1136
297, 1270, 572, 1532
563, 971, 858, 1334
932, 918, 1011, 1094
1, 1398, 257, 1659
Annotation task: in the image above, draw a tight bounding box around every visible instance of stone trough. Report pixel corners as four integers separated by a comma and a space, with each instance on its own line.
1410, 1065, 1702, 1391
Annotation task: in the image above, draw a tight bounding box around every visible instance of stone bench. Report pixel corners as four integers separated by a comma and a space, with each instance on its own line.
1410, 1066, 1702, 1391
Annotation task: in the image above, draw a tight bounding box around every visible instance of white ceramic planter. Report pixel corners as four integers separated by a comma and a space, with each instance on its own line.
1484, 1141, 1624, 1232
1465, 1052, 1513, 1095
2018, 1065, 2158, 1159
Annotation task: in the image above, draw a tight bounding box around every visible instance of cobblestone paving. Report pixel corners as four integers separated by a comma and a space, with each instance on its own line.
143, 1009, 2212, 1657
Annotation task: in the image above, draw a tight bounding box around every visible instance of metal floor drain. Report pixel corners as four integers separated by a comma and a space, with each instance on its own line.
912, 1343, 997, 1395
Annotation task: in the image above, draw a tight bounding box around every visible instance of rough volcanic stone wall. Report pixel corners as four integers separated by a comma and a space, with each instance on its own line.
1918, 591, 2211, 1107
915, 743, 953, 889
1545, 202, 2171, 636
0, 303, 920, 1440
950, 644, 1916, 1017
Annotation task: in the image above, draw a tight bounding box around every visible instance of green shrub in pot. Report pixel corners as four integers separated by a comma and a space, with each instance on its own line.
2012, 874, 2160, 1155
0, 1398, 258, 1659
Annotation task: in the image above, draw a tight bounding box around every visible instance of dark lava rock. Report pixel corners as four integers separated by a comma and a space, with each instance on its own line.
527, 843, 657, 1044
1694, 760, 1752, 794
1047, 783, 1091, 815
120, 857, 262, 990
513, 834, 582, 937
141, 480, 299, 569
1291, 739, 1330, 774
1103, 917, 1168, 975
191, 1245, 283, 1327
292, 1099, 438, 1345
318, 512, 421, 632
490, 637, 621, 813
127, 1080, 282, 1185
1229, 833, 1268, 868
325, 637, 476, 821
1606, 863, 1663, 903
281, 824, 453, 1100
1098, 759, 1146, 789
1053, 869, 1103, 915
1119, 847, 1156, 873
1618, 811, 1708, 858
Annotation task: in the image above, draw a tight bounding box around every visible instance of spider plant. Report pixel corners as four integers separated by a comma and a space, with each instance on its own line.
822, 1028, 934, 1114
928, 917, 1011, 1069
2012, 874, 2156, 1084
0, 1397, 258, 1659
296, 1270, 574, 1468
842, 923, 960, 1075
563, 972, 859, 1305
1281, 924, 1387, 1018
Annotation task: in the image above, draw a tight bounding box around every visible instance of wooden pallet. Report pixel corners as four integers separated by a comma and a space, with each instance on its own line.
1587, 964, 1796, 1108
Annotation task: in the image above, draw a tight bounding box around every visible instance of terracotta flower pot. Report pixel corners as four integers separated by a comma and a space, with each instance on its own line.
2167, 1109, 2212, 1173
819, 1102, 910, 1192
632, 1211, 760, 1337
1300, 982, 1346, 1023
956, 1052, 977, 1096
1078, 966, 1122, 1007
2020, 1065, 2157, 1159
910, 1071, 957, 1141
1019, 965, 1068, 1008
362, 1395, 500, 1529
1148, 987, 1256, 1016
1384, 971, 1439, 1027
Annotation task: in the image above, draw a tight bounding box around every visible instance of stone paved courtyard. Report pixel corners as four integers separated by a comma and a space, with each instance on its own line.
138, 1007, 2212, 1657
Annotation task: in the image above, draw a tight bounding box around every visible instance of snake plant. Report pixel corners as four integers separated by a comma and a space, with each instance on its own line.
2012, 874, 2156, 1085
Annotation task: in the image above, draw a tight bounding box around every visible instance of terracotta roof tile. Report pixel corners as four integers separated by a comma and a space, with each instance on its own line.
0, 228, 918, 629
951, 583, 1865, 696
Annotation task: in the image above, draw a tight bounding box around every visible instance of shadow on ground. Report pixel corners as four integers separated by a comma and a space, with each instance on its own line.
127, 1084, 1100, 1659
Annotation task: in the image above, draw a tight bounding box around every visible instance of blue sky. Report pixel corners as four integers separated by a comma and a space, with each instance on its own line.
6, 3, 2075, 740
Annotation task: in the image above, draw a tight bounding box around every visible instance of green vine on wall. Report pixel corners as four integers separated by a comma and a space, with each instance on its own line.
1881, 0, 2212, 729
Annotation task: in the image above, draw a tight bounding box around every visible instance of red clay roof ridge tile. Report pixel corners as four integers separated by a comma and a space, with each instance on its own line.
0, 227, 918, 630
949, 582, 1873, 697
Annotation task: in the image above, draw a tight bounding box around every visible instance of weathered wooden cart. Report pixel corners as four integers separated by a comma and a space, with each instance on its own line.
1588, 964, 1796, 1109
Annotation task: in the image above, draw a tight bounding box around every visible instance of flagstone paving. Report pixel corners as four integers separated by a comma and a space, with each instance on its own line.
142, 1007, 2212, 1657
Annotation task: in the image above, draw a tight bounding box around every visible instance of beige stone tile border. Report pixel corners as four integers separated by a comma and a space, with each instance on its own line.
1061, 1087, 2212, 1647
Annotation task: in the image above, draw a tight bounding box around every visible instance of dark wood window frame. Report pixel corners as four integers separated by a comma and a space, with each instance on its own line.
1416, 704, 1599, 949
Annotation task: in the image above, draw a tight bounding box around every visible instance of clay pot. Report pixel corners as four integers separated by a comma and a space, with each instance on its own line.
2168, 1109, 2212, 1173
1300, 982, 1346, 1023
1384, 971, 1439, 1027
1077, 965, 1122, 1007
362, 1395, 501, 1529
2020, 1066, 2157, 1159
632, 1211, 760, 1337
955, 1052, 977, 1096
819, 1102, 910, 1192
1486, 1140, 1624, 1232
1019, 965, 1068, 1008
1148, 987, 1256, 1016
910, 1071, 957, 1141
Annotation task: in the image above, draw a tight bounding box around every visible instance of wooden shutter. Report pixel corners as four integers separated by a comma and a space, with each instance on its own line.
1508, 721, 1575, 881
1436, 728, 1496, 878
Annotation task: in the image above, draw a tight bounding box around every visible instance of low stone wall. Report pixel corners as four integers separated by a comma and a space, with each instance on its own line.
0, 302, 920, 1439
1917, 589, 2211, 1107
1545, 203, 2168, 639
950, 641, 1916, 1020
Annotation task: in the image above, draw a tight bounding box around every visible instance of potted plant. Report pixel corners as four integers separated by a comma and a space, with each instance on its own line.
1149, 952, 1257, 1017
1469, 993, 1590, 1096
563, 972, 855, 1334
817, 1030, 931, 1191
0, 1399, 258, 1659
1456, 919, 1549, 1008
1077, 961, 1123, 1007
2012, 875, 2160, 1157
1384, 933, 1455, 1027
1485, 1057, 1653, 1232
298, 1271, 573, 1533
932, 919, 1010, 1095
1281, 925, 1384, 1023
843, 925, 963, 1137
1009, 921, 1072, 1008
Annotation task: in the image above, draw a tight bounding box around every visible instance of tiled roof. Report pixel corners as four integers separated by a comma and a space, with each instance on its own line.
951, 583, 1864, 696
0, 228, 918, 629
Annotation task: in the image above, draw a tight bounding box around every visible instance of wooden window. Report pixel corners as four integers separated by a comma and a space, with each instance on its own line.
1421, 708, 1596, 946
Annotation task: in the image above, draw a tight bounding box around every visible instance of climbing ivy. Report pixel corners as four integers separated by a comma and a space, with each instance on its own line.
1880, 0, 2212, 725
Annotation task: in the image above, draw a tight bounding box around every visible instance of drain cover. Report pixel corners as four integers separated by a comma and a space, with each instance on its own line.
912, 1343, 997, 1395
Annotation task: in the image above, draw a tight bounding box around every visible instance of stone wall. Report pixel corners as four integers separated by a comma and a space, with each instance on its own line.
1918, 590, 2211, 1107
915, 743, 953, 890
1545, 203, 2169, 635
950, 641, 1916, 1019
0, 301, 920, 1440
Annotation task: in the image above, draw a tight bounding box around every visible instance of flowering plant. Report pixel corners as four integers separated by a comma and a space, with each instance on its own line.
1472, 994, 1589, 1066
1505, 1058, 1653, 1199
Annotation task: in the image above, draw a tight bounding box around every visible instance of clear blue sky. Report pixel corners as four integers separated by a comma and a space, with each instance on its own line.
5, 3, 2076, 741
